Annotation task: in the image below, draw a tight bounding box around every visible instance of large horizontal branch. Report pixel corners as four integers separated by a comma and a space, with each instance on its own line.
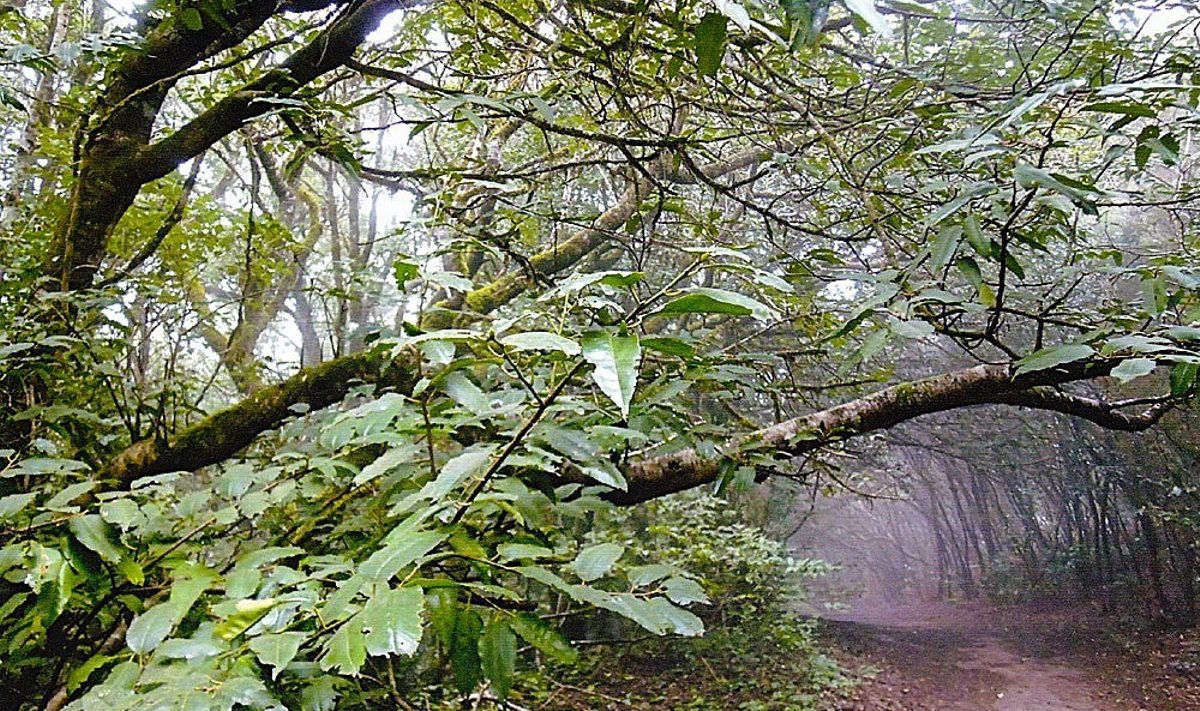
104, 348, 421, 486
104, 342, 1175, 508
610, 360, 1162, 505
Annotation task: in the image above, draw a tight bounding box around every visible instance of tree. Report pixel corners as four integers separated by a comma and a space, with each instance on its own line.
0, 0, 1197, 707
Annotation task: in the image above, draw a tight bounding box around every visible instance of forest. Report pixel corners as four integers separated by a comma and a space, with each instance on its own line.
0, 0, 1197, 709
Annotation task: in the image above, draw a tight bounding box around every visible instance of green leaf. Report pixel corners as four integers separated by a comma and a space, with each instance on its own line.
641, 337, 696, 358
540, 270, 643, 300
359, 530, 447, 582
215, 598, 278, 640
66, 653, 113, 693
646, 597, 705, 636
69, 514, 125, 564
581, 332, 642, 419
1014, 344, 1095, 377
362, 586, 424, 657
320, 616, 366, 676
125, 565, 216, 654
1110, 358, 1156, 384
656, 287, 777, 321
571, 542, 624, 582
442, 372, 490, 416
628, 564, 676, 587
99, 498, 144, 531
929, 225, 960, 272
353, 444, 419, 486
1082, 100, 1157, 118
126, 604, 178, 655
1164, 325, 1200, 341
424, 444, 497, 499
843, 0, 891, 36
663, 576, 709, 605
890, 319, 934, 339
496, 543, 553, 562
179, 7, 203, 31
963, 214, 989, 255
0, 492, 35, 520
479, 619, 516, 700
499, 331, 581, 356
45, 481, 97, 510
509, 612, 577, 664
157, 638, 222, 661
694, 13, 727, 77
450, 608, 483, 693
1170, 362, 1198, 396
249, 632, 307, 680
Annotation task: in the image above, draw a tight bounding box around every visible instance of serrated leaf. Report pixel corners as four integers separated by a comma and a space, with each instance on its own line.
423, 444, 496, 500
581, 332, 641, 419
509, 612, 577, 663
663, 576, 709, 605
249, 631, 307, 680
69, 514, 125, 564
571, 542, 623, 582
0, 492, 35, 520
1014, 344, 1095, 376
359, 530, 447, 582
362, 586, 424, 657
499, 331, 581, 356
126, 604, 178, 655
479, 619, 516, 700
320, 617, 366, 676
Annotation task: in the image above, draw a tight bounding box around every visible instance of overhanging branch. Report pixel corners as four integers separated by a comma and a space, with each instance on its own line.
611, 361, 1161, 505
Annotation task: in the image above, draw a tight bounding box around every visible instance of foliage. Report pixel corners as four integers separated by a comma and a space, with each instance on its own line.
593, 494, 833, 624
0, 0, 1198, 707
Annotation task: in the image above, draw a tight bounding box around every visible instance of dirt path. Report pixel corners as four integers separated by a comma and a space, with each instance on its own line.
820, 601, 1145, 711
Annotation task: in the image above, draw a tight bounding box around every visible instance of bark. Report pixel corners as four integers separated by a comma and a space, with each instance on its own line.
610, 361, 1168, 505
104, 346, 422, 485
103, 354, 1171, 504
44, 0, 417, 291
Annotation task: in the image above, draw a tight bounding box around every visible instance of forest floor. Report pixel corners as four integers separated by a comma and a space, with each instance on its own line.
820, 599, 1200, 711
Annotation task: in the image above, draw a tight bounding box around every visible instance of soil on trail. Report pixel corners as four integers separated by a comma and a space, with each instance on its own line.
820, 601, 1177, 711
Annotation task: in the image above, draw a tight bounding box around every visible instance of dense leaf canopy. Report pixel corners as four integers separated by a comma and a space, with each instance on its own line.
0, 0, 1196, 708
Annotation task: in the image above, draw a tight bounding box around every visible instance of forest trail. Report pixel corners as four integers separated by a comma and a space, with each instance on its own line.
821, 601, 1144, 711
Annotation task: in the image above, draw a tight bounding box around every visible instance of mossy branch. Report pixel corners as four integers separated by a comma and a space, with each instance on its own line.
612, 361, 1168, 505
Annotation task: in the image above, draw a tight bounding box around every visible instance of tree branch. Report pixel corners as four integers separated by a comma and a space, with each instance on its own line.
103, 347, 421, 486
136, 0, 426, 182
611, 361, 1157, 505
